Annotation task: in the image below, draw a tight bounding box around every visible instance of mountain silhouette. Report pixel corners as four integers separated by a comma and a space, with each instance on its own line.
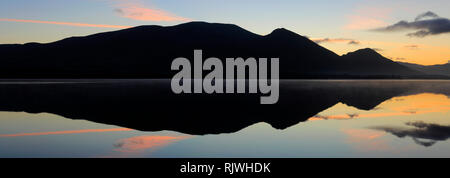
0, 21, 436, 79
340, 48, 421, 76
399, 61, 450, 77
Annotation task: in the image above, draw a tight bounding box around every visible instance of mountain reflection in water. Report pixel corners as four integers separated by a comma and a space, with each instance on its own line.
0, 80, 449, 157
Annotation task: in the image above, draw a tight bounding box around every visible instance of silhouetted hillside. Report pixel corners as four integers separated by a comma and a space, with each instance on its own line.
0, 22, 433, 78
340, 48, 422, 76
399, 61, 450, 76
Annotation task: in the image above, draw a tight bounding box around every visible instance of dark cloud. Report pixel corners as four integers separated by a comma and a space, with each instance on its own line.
372, 11, 450, 37
371, 121, 450, 147
114, 8, 124, 14
347, 113, 359, 118
412, 138, 436, 147
415, 11, 439, 21
313, 38, 329, 43
348, 40, 360, 45
403, 109, 418, 114
313, 114, 330, 120
312, 38, 360, 45
312, 38, 346, 43
404, 45, 419, 50
113, 142, 124, 148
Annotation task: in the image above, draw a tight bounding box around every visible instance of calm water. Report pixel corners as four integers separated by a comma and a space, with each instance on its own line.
0, 80, 449, 158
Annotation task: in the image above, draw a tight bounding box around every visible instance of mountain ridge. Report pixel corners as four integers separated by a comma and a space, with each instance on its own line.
398, 61, 450, 76
0, 21, 444, 79
340, 48, 421, 76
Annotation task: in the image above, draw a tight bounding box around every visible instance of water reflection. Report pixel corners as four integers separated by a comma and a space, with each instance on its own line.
312, 93, 450, 147
341, 129, 388, 152
0, 128, 132, 137
113, 135, 191, 153
0, 80, 449, 157
372, 122, 450, 147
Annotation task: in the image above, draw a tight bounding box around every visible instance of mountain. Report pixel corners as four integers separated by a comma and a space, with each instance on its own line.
339, 48, 422, 76
398, 61, 450, 76
0, 21, 427, 78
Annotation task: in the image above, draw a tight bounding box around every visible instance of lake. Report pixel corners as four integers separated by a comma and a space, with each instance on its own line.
0, 80, 449, 158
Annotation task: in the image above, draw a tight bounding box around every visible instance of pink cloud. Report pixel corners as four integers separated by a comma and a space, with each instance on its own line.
344, 7, 392, 30
0, 18, 132, 29
115, 2, 190, 21
344, 16, 389, 30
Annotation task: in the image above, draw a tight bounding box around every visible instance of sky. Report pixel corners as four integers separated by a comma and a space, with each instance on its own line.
0, 0, 449, 65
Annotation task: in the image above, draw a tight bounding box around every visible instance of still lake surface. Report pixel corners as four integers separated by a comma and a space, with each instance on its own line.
0, 80, 449, 158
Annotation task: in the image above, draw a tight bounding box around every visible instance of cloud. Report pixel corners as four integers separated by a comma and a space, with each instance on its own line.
114, 2, 189, 21
345, 16, 389, 30
0, 1, 190, 29
0, 18, 132, 29
312, 38, 347, 43
404, 45, 419, 50
415, 11, 439, 21
344, 7, 391, 30
372, 11, 450, 37
371, 121, 450, 147
348, 40, 361, 45
312, 38, 360, 45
